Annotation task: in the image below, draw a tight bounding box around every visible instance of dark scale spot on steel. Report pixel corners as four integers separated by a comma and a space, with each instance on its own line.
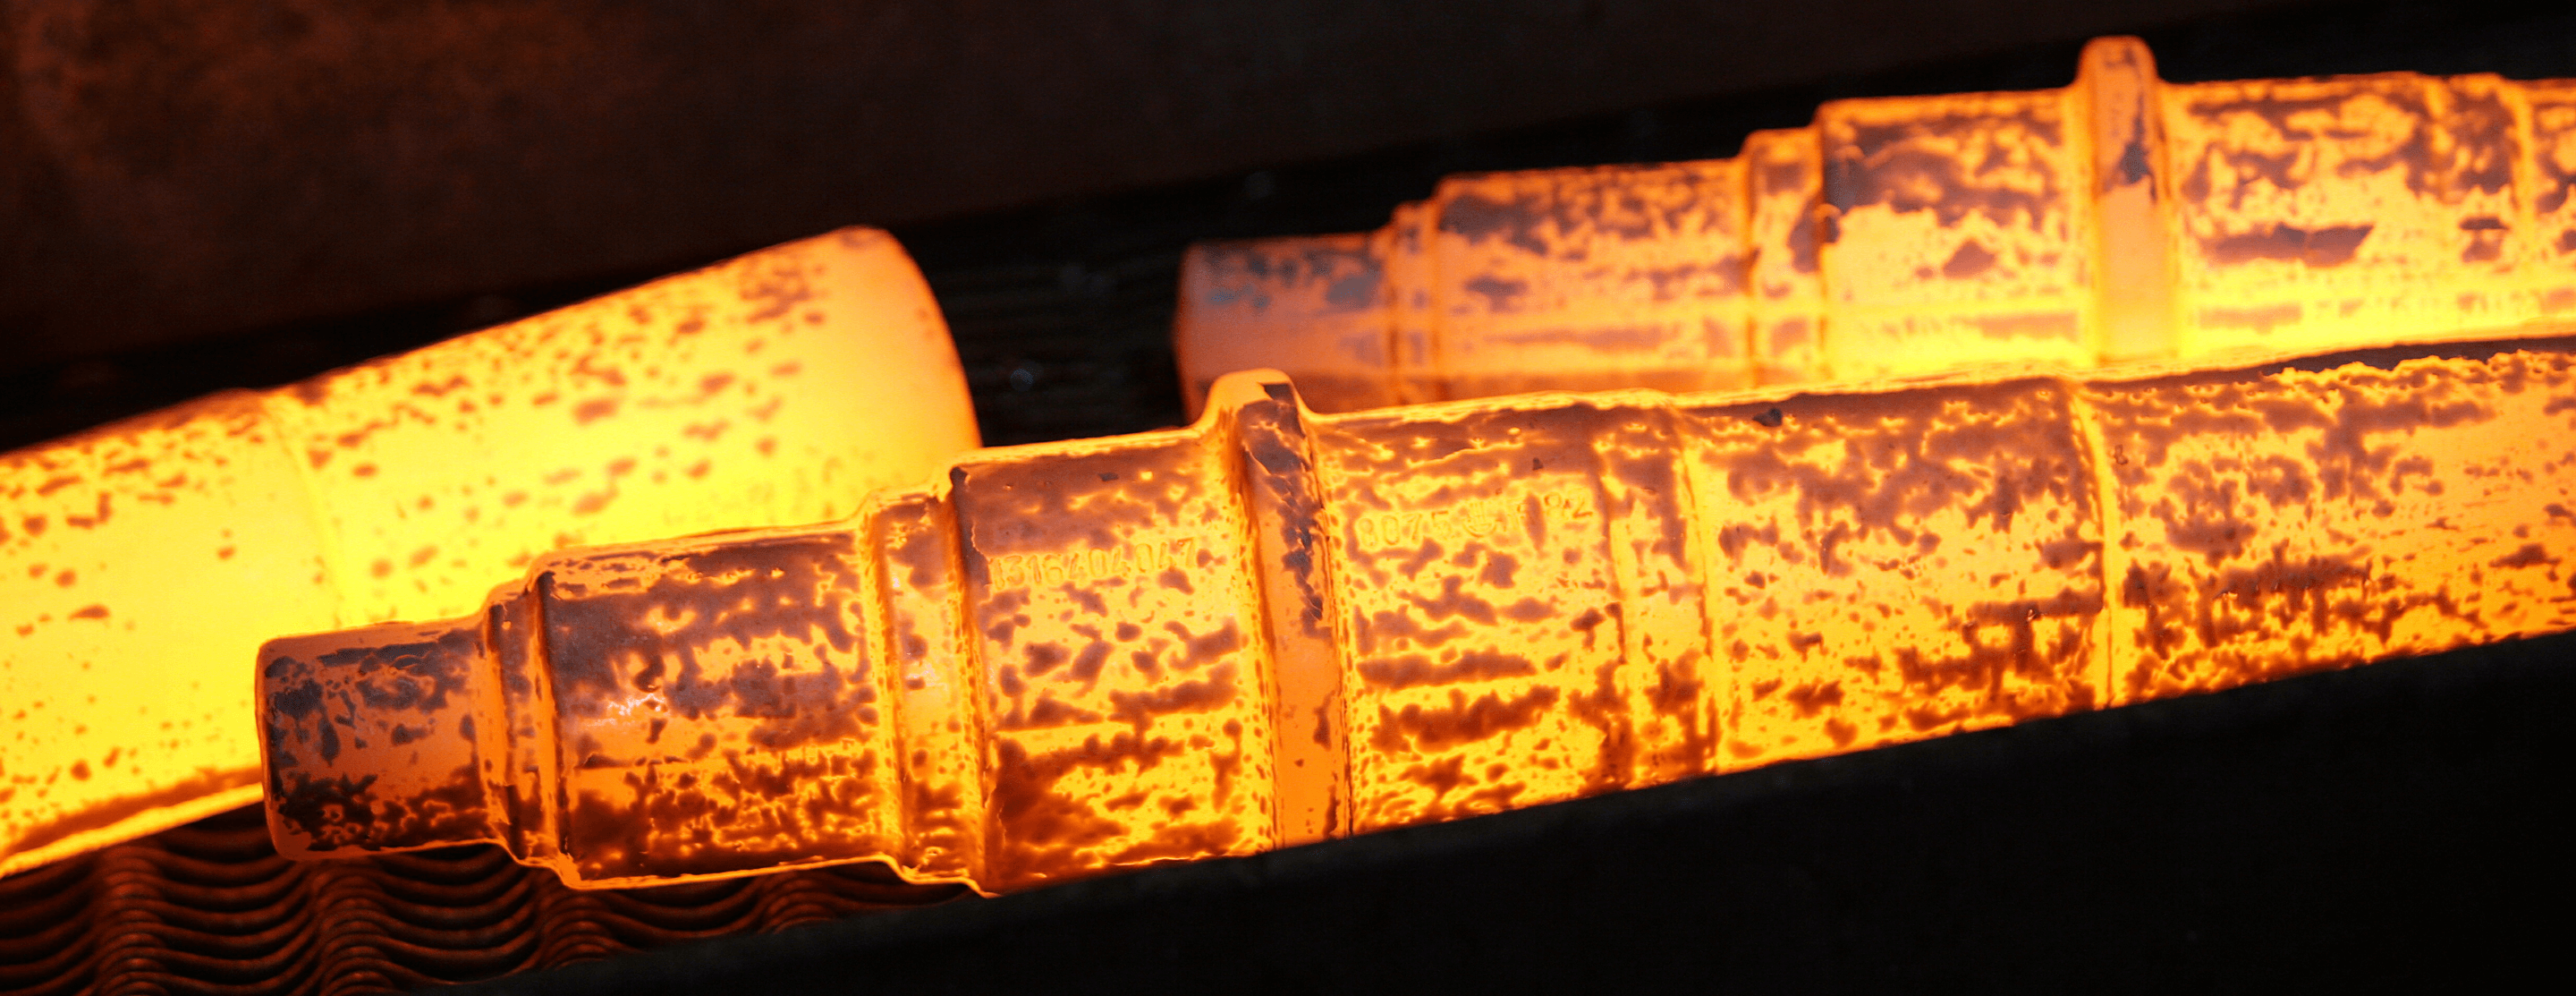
2490, 543, 2555, 569
1106, 664, 1241, 734
268, 674, 324, 719
1440, 191, 1554, 257
1827, 105, 2065, 232
728, 658, 869, 749
1784, 681, 1845, 719
2201, 223, 2375, 268
1941, 240, 1999, 279
1369, 685, 1563, 754
1356, 651, 1540, 692
988, 732, 1192, 887
1354, 608, 1470, 653
1174, 621, 1241, 668
1563, 658, 1640, 792
1066, 641, 1112, 688
540, 532, 867, 737
1023, 695, 1103, 728
1402, 575, 1499, 626
1022, 643, 1069, 678
1462, 275, 1530, 312
954, 442, 1208, 551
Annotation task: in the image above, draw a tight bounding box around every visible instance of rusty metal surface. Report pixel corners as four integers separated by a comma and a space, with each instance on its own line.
250, 335, 2576, 898
11, 626, 2572, 993
8, 4, 2576, 992
1181, 38, 2576, 409
486, 628, 2576, 993
0, 230, 979, 881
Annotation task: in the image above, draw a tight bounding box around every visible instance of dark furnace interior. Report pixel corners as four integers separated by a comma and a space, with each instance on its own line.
4, 1, 2572, 992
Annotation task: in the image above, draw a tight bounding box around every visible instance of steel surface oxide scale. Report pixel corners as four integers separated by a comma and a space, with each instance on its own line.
258, 338, 2576, 895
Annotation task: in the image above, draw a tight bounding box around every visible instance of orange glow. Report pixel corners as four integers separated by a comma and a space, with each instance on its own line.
2, 228, 979, 879
258, 335, 2576, 894
1178, 38, 2576, 413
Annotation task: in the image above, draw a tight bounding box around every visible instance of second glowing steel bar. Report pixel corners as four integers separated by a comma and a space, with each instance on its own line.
1178, 38, 2576, 412
259, 338, 2576, 894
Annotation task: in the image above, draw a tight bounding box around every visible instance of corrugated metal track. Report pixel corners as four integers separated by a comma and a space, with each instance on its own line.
0, 808, 964, 995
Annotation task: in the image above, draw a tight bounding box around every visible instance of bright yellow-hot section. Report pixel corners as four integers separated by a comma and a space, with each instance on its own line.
1318, 404, 1650, 828
2, 228, 980, 878
257, 336, 2576, 896
2, 396, 336, 873
2161, 72, 2539, 355
1425, 161, 1754, 399
2092, 353, 2576, 698
234, 34, 2576, 899
954, 427, 1281, 883
1178, 37, 2576, 413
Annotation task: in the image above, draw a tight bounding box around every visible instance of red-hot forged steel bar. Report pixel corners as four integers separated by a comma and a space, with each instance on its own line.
259, 335, 2576, 895
1179, 38, 2576, 413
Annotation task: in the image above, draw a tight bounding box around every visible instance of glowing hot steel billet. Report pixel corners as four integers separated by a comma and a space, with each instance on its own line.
1178, 38, 2576, 413
1, 228, 979, 879
260, 339, 2576, 894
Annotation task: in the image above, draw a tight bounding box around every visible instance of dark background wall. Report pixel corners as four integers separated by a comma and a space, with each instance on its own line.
0, 0, 2295, 362
10, 1, 2576, 450
0, 0, 2453, 452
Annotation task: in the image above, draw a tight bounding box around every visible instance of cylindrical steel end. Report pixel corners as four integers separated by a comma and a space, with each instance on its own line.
257, 618, 496, 856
